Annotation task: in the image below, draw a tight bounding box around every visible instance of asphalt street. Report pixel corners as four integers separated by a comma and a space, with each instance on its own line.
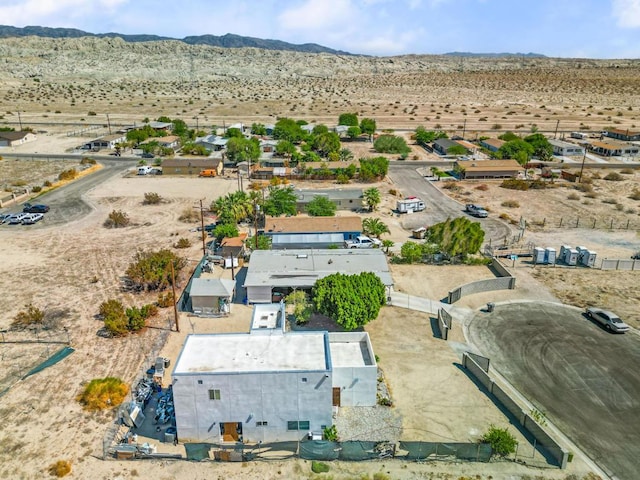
1, 159, 136, 227
468, 302, 640, 480
388, 163, 513, 244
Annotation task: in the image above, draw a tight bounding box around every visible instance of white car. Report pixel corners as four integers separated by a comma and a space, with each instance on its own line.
586, 307, 630, 333
22, 213, 44, 224
7, 213, 28, 224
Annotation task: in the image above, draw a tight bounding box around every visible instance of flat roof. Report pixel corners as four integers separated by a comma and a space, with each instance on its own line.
265, 216, 361, 234
461, 159, 523, 172
244, 249, 393, 288
549, 139, 583, 148
173, 332, 329, 375
481, 138, 505, 148
329, 332, 375, 368
190, 278, 235, 298
251, 303, 284, 331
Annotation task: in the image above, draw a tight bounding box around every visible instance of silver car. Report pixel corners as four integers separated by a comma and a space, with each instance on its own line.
586, 307, 630, 333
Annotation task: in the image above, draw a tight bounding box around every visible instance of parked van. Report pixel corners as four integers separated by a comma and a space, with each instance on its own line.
199, 169, 217, 177
137, 166, 153, 175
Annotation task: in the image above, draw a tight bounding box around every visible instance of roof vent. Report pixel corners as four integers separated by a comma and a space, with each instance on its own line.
297, 254, 308, 259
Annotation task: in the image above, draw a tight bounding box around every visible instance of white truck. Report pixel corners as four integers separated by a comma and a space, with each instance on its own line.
397, 197, 425, 214
344, 235, 382, 249
137, 166, 153, 175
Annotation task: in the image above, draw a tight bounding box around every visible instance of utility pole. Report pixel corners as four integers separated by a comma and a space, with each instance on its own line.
254, 201, 260, 250
229, 254, 235, 280
17, 110, 23, 130
579, 148, 587, 183
106, 113, 112, 135
554, 119, 559, 139
462, 118, 467, 139
199, 199, 206, 256
170, 261, 179, 333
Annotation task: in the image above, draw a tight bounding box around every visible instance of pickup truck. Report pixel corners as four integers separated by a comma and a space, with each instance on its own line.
465, 204, 488, 218
344, 236, 382, 249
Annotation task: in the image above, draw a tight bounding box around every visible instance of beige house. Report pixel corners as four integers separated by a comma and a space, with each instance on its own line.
161, 158, 222, 176
0, 131, 37, 147
458, 159, 523, 179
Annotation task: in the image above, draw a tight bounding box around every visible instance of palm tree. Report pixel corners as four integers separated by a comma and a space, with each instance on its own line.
381, 239, 394, 255
362, 218, 390, 238
339, 148, 354, 162
363, 187, 381, 211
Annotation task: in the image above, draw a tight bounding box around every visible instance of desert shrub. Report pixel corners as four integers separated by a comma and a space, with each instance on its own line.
336, 173, 350, 184
388, 188, 399, 196
80, 157, 96, 165
88, 111, 97, 116
12, 179, 27, 186
442, 182, 461, 191
629, 189, 640, 201
44, 180, 52, 187
99, 299, 129, 336
604, 172, 623, 181
602, 198, 618, 204
567, 193, 580, 200
590, 172, 601, 180
178, 207, 199, 223
501, 200, 520, 208
157, 291, 175, 308
574, 183, 593, 192
174, 237, 191, 248
311, 461, 330, 474
373, 474, 390, 480
76, 377, 129, 411
125, 249, 186, 292
501, 179, 529, 191
125, 304, 157, 332
481, 425, 518, 457
323, 425, 338, 441
32, 185, 42, 193
143, 192, 163, 205
498, 213, 511, 221
104, 210, 130, 228
475, 184, 489, 191
615, 203, 624, 211
48, 460, 72, 477
11, 304, 45, 330
620, 168, 634, 175
58, 168, 78, 181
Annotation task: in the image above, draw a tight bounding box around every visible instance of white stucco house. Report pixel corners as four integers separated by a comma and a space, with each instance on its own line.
171, 303, 378, 443
549, 139, 585, 156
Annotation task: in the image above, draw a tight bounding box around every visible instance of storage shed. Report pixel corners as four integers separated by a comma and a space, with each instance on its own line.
189, 278, 236, 315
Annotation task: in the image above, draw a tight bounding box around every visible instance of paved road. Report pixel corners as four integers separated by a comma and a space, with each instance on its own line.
1, 159, 136, 227
388, 163, 513, 244
468, 302, 640, 480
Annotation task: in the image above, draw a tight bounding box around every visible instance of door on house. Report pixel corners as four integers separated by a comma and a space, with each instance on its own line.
220, 422, 242, 442
332, 387, 341, 407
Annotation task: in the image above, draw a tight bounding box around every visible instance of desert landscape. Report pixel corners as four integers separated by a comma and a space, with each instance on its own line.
0, 36, 639, 480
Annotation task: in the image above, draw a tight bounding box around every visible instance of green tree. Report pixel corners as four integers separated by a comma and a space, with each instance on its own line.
425, 217, 485, 259
224, 127, 244, 138
312, 124, 329, 135
339, 148, 354, 162
338, 113, 359, 126
251, 123, 267, 136
497, 139, 534, 162
498, 131, 519, 142
373, 135, 411, 155
225, 137, 260, 164
400, 241, 423, 263
381, 239, 394, 254
262, 186, 297, 217
275, 140, 296, 158
347, 126, 361, 139
124, 249, 187, 292
306, 196, 337, 216
359, 118, 377, 138
253, 234, 272, 250
414, 126, 448, 145
359, 157, 389, 182
312, 131, 341, 157
524, 133, 553, 158
273, 117, 305, 143
312, 272, 386, 330
362, 217, 390, 238
213, 223, 239, 242
211, 191, 252, 224
363, 187, 381, 211
447, 145, 467, 156
481, 425, 518, 457
99, 299, 128, 336
285, 290, 311, 324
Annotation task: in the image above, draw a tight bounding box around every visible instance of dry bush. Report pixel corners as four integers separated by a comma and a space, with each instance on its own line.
629, 189, 640, 201
567, 193, 580, 200
499, 213, 511, 221
76, 377, 129, 411
475, 184, 489, 191
143, 192, 163, 205
48, 460, 71, 477
590, 172, 601, 180
174, 237, 192, 248
585, 191, 598, 199
157, 291, 175, 308
620, 168, 634, 175
104, 210, 130, 228
602, 198, 618, 204
388, 188, 399, 197
604, 172, 623, 181
501, 200, 520, 208
11, 304, 45, 330
179, 207, 200, 223
58, 168, 78, 181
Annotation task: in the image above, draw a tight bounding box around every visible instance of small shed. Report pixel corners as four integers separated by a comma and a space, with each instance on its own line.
412, 227, 427, 239
190, 278, 236, 315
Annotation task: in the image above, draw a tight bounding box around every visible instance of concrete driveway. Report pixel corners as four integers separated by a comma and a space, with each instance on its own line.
467, 302, 640, 480
388, 163, 513, 244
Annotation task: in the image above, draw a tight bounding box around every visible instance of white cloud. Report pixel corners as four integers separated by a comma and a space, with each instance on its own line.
0, 0, 128, 27
278, 0, 356, 31
612, 0, 640, 27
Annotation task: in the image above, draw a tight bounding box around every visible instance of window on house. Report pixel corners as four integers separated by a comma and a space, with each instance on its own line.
301, 377, 308, 383
197, 380, 203, 385
287, 420, 310, 431
208, 389, 221, 400
299, 421, 310, 430
256, 421, 268, 427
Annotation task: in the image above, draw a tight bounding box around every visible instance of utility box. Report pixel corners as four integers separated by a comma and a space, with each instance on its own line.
533, 247, 546, 264
565, 249, 578, 266
579, 250, 597, 267
559, 245, 571, 260
544, 247, 556, 264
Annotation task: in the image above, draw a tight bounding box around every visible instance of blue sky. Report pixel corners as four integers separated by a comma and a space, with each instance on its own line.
1, 0, 639, 58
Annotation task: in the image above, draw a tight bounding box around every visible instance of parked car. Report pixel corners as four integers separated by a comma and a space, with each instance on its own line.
465, 204, 489, 218
0, 213, 12, 224
141, 152, 155, 159
7, 213, 28, 224
586, 307, 630, 333
22, 213, 44, 224
23, 203, 50, 213
632, 251, 640, 260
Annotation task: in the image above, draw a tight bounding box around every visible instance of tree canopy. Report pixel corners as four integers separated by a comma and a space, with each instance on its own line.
359, 157, 389, 182
425, 217, 485, 258
312, 272, 386, 330
306, 196, 337, 216
273, 117, 305, 143
362, 217, 389, 238
211, 191, 252, 224
338, 113, 359, 126
415, 126, 447, 144
311, 131, 341, 157
524, 133, 553, 158
225, 137, 260, 164
262, 186, 297, 217
124, 249, 186, 292
359, 118, 377, 136
363, 187, 381, 211
373, 135, 411, 155
496, 138, 534, 164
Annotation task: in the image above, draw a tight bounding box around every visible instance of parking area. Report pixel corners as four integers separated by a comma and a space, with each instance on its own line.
467, 302, 640, 480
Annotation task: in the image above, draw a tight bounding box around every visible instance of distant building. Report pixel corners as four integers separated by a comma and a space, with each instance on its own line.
589, 140, 639, 157
604, 128, 640, 142
480, 138, 505, 153
0, 130, 37, 147
549, 139, 585, 156
140, 135, 181, 151
172, 303, 378, 443
195, 135, 228, 151
84, 133, 126, 150
161, 158, 222, 175
189, 278, 236, 316
220, 233, 248, 258
433, 138, 464, 155
458, 159, 523, 179
294, 188, 364, 212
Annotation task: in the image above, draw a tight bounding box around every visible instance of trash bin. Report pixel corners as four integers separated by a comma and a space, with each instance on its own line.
163, 358, 170, 369
487, 302, 495, 313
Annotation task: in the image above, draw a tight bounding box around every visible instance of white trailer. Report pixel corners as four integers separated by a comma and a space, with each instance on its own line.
397, 197, 425, 214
